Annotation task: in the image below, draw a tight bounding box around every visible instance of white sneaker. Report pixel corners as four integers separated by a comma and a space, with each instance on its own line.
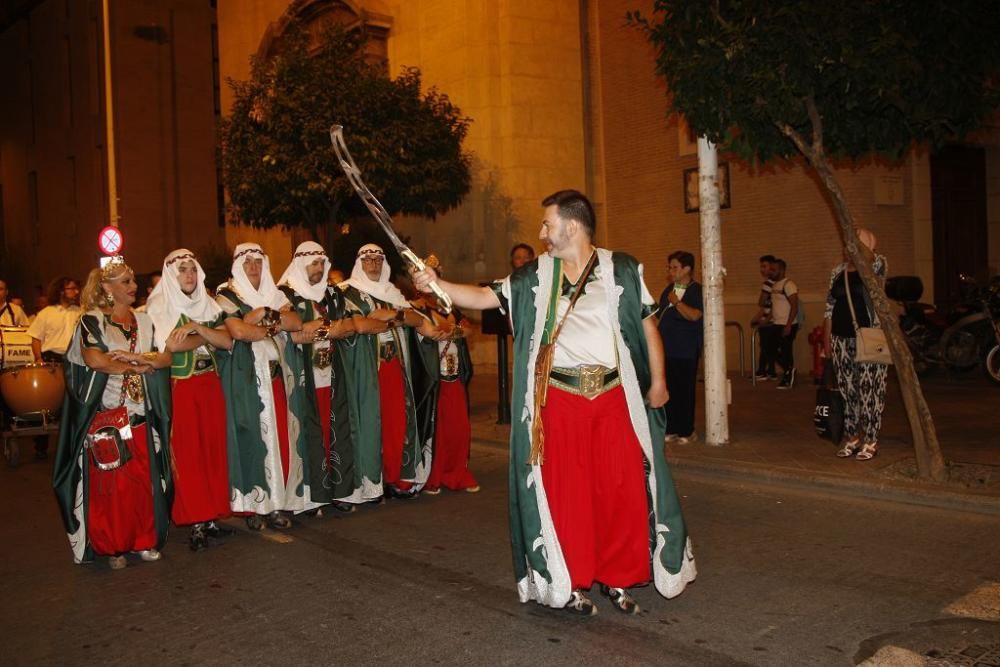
138, 549, 162, 562
664, 434, 680, 443
676, 433, 698, 445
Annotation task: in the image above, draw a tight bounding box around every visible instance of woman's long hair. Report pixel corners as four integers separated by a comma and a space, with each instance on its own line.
80, 262, 131, 311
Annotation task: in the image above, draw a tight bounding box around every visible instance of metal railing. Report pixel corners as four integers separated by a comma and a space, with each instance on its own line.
725, 320, 746, 379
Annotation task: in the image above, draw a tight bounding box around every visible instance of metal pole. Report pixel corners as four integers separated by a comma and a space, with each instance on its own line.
496, 333, 510, 424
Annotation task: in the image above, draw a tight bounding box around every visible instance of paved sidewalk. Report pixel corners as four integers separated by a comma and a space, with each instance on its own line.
468, 366, 1000, 514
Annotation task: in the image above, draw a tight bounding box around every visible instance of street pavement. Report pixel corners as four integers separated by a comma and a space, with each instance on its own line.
1, 369, 997, 666
2, 443, 998, 665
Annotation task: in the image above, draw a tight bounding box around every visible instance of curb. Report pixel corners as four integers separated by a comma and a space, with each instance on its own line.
667, 455, 1000, 517
471, 435, 1000, 516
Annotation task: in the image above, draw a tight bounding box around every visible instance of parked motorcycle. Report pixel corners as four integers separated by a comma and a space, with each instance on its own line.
886, 274, 999, 377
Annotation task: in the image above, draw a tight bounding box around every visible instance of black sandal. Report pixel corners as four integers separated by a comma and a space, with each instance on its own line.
600, 585, 641, 615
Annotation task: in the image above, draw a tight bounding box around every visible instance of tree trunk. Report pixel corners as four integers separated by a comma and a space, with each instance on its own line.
805, 152, 947, 482
697, 138, 730, 445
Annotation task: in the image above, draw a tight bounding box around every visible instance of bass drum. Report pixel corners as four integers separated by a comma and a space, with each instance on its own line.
0, 363, 65, 418
0, 327, 34, 369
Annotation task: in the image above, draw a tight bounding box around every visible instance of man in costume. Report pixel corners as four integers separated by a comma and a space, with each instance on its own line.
409, 260, 479, 495
52, 257, 173, 569
336, 243, 441, 502
277, 242, 357, 515
147, 250, 235, 551
28, 277, 82, 459
216, 243, 305, 530
413, 190, 696, 615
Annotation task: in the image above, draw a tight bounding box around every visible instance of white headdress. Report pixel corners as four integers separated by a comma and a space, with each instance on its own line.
230, 242, 288, 310
342, 243, 409, 308
277, 241, 331, 303
146, 249, 223, 350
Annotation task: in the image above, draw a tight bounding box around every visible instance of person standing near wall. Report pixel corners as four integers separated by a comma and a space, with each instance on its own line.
770, 259, 800, 389
658, 251, 704, 444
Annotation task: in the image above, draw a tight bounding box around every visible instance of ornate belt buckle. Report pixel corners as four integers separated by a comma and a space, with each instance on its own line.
313, 347, 331, 370
445, 356, 458, 377
579, 365, 604, 400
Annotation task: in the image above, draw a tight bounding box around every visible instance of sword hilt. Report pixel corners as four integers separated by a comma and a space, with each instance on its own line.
400, 249, 453, 315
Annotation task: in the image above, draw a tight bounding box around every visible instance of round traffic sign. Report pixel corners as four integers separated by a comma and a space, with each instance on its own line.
98, 226, 124, 255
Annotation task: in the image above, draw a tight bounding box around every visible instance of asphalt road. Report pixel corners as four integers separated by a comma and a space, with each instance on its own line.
1, 441, 997, 666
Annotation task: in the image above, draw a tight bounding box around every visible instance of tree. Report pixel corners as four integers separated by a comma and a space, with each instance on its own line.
219, 21, 472, 267
631, 0, 1000, 481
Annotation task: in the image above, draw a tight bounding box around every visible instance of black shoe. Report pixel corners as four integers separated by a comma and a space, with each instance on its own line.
564, 590, 598, 616
600, 585, 641, 615
189, 524, 208, 552
266, 511, 292, 530
205, 521, 234, 538
777, 369, 795, 389
245, 515, 265, 531
329, 501, 356, 515
386, 484, 417, 500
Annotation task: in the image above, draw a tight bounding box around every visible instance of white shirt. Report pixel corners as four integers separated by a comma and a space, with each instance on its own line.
770, 278, 798, 326
27, 304, 83, 354
0, 302, 29, 327
498, 260, 656, 369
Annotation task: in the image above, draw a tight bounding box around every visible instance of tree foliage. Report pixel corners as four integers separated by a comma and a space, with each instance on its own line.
219, 23, 472, 233
632, 0, 1000, 481
630, 0, 1000, 164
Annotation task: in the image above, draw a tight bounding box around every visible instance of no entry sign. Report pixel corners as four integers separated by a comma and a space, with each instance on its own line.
98, 226, 123, 255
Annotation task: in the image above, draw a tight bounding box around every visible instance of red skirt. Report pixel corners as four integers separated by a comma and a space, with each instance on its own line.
272, 376, 290, 487
170, 372, 231, 526
378, 357, 408, 487
539, 385, 651, 590
86, 422, 158, 556
316, 385, 332, 463
426, 380, 477, 491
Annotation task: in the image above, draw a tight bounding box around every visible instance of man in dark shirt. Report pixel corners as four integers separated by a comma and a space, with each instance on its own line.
658, 251, 704, 443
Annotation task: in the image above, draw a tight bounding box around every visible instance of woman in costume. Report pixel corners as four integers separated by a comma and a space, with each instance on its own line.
147, 249, 234, 551
413, 261, 479, 495
52, 257, 173, 570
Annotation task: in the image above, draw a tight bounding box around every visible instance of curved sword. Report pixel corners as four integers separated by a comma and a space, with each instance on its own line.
330, 124, 453, 314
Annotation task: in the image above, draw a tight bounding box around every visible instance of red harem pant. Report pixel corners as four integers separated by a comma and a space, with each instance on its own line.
426, 379, 477, 491
170, 372, 231, 526
316, 385, 332, 463
272, 376, 291, 487
378, 356, 408, 488
540, 385, 651, 590
86, 422, 158, 556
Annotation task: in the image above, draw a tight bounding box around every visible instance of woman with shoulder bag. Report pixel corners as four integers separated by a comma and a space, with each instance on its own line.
822, 229, 889, 461
52, 257, 174, 570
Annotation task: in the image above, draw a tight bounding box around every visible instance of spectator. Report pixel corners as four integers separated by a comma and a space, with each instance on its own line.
770, 259, 800, 389
752, 255, 777, 380
658, 251, 704, 444
510, 243, 535, 270
823, 229, 888, 461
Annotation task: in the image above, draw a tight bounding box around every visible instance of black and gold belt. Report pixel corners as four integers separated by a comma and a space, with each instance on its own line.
192, 356, 215, 375
549, 365, 620, 400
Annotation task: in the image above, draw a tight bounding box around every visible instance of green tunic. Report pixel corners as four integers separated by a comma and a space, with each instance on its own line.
51, 310, 173, 563
336, 286, 430, 501
499, 249, 696, 607
279, 285, 334, 508
215, 283, 311, 513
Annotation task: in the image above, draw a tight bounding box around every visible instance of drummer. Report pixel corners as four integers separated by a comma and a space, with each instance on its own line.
28, 278, 82, 364
0, 279, 30, 327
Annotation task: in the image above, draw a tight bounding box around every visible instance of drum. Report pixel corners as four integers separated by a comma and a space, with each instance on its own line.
0, 363, 65, 417
0, 327, 34, 369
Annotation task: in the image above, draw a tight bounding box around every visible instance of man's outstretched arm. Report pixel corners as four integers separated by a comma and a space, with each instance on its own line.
412, 269, 502, 311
